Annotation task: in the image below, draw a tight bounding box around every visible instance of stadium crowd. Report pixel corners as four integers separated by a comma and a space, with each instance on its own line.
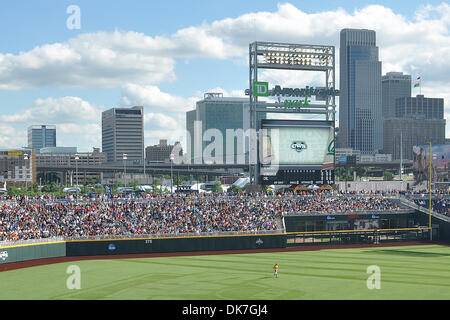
0, 193, 405, 242
413, 198, 450, 216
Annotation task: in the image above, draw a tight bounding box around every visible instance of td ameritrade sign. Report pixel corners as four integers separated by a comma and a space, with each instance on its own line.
253, 82, 269, 97
251, 82, 339, 98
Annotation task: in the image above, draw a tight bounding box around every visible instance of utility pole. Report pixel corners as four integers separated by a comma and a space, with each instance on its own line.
400, 131, 403, 181
429, 142, 432, 241
123, 153, 127, 186
170, 153, 174, 193
24, 153, 29, 200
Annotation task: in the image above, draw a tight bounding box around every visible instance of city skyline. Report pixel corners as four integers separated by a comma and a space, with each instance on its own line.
0, 1, 449, 152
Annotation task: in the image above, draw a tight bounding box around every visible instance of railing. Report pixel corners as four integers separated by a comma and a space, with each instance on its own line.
283, 208, 413, 217
399, 196, 450, 222
64, 229, 284, 242
0, 236, 65, 249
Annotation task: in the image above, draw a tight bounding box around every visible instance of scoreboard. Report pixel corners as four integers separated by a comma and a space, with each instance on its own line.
259, 119, 335, 185
261, 168, 335, 185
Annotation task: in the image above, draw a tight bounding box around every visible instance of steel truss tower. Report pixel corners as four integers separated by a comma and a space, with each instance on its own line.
248, 41, 337, 184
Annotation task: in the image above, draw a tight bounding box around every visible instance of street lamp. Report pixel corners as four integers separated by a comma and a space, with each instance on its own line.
74, 154, 80, 200
170, 153, 174, 193
123, 153, 128, 186
74, 154, 79, 186
23, 153, 29, 200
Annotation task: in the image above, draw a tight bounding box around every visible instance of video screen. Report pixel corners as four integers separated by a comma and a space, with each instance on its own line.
261, 119, 334, 169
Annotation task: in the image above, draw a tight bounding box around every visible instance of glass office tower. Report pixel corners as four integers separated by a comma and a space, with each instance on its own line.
27, 125, 56, 152
339, 29, 382, 154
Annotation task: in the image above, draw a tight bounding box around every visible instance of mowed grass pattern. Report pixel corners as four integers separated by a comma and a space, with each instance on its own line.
0, 244, 449, 300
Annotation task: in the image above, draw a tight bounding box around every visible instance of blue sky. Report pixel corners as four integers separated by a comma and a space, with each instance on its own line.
0, 1, 449, 151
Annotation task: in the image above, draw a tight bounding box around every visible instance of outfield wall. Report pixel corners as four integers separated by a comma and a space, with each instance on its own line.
0, 233, 287, 265
0, 241, 66, 265
65, 234, 287, 257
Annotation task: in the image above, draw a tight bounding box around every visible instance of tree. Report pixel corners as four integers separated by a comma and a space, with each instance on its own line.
212, 181, 223, 193
173, 175, 187, 186
354, 166, 368, 179
127, 180, 140, 188
42, 182, 60, 193
229, 184, 243, 193
152, 178, 161, 194
383, 171, 394, 181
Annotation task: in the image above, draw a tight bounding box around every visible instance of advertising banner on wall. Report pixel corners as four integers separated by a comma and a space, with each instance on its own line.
413, 144, 450, 183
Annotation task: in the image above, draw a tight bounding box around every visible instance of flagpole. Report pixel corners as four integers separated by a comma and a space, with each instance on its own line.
414, 76, 421, 95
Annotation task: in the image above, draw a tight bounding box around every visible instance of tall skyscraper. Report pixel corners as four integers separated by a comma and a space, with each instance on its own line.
27, 125, 56, 152
339, 29, 382, 154
382, 72, 411, 118
102, 106, 144, 162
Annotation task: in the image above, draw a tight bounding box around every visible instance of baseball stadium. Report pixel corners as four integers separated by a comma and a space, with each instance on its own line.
0, 40, 449, 304
0, 191, 449, 300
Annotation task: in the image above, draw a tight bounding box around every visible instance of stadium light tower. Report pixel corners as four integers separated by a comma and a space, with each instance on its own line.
248, 41, 337, 185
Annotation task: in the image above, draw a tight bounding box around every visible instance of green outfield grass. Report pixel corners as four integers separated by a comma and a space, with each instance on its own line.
0, 244, 449, 300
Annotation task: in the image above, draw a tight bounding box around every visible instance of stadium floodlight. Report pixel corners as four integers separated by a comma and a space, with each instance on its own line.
260, 49, 332, 69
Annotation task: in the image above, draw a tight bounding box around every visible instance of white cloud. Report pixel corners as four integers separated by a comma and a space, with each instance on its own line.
121, 83, 198, 113
121, 84, 199, 147
0, 31, 176, 89
2, 3, 450, 92
0, 97, 104, 151
57, 123, 102, 150
1, 2, 449, 148
0, 96, 103, 124
0, 124, 26, 147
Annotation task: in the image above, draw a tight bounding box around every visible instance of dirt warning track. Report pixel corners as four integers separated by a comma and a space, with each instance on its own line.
2, 241, 444, 272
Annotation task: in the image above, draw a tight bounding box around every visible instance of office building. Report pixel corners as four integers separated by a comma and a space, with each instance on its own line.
0, 149, 36, 187
382, 72, 411, 118
335, 148, 361, 162
102, 106, 144, 162
146, 140, 183, 163
339, 29, 382, 154
395, 95, 444, 119
27, 125, 56, 152
383, 95, 446, 160
186, 93, 265, 164
36, 148, 107, 185
40, 147, 77, 153
360, 153, 392, 163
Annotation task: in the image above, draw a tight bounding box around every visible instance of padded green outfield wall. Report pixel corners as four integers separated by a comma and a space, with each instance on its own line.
0, 234, 286, 265
0, 242, 66, 265
66, 234, 287, 257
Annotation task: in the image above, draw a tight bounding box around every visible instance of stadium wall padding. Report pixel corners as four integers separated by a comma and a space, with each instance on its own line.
413, 210, 450, 242
0, 242, 66, 265
65, 234, 287, 257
